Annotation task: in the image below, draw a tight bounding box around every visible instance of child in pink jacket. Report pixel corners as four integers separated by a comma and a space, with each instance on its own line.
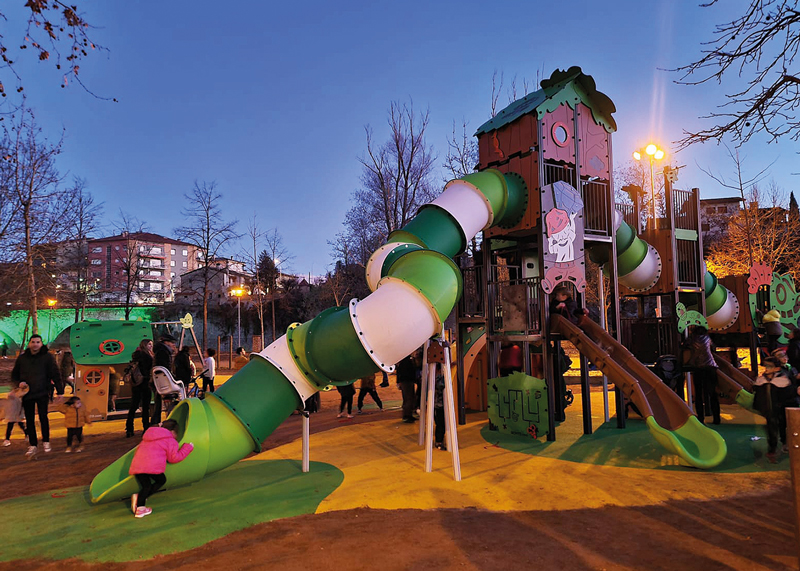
129, 419, 193, 518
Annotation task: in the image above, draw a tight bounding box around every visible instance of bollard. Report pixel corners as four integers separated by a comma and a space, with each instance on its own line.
787, 408, 800, 566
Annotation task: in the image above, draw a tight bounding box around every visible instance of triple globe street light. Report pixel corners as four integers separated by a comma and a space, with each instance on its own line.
633, 143, 665, 230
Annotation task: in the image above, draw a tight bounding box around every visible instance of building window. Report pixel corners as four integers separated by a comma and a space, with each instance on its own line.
182, 249, 188, 256
91, 259, 102, 265
170, 248, 176, 255
182, 261, 187, 268
170, 260, 176, 267
170, 272, 176, 278
151, 282, 162, 291
91, 247, 102, 253
152, 247, 162, 255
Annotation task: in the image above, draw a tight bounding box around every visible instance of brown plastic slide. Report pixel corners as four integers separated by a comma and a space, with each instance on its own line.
551, 315, 728, 468
551, 314, 693, 431
713, 355, 756, 412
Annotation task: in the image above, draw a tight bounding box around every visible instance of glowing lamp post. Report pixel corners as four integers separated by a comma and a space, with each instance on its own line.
230, 287, 245, 349
633, 144, 665, 230
46, 298, 57, 342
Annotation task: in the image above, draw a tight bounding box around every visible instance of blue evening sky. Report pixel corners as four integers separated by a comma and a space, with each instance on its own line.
3, 1, 796, 277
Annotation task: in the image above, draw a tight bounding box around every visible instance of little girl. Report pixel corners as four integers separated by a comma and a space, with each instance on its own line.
57, 396, 91, 453
128, 419, 194, 518
2, 382, 28, 447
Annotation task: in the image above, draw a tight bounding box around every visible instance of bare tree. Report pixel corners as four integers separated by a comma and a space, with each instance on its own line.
174, 181, 240, 348
58, 178, 102, 322
698, 144, 774, 267
112, 211, 147, 320
674, 0, 800, 148
443, 118, 478, 181
260, 228, 292, 342
240, 216, 266, 344
337, 100, 437, 271
0, 2, 111, 101
706, 181, 800, 277
0, 109, 71, 334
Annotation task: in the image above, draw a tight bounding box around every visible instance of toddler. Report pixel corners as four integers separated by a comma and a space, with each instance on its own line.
58, 396, 91, 453
128, 419, 194, 518
2, 382, 28, 447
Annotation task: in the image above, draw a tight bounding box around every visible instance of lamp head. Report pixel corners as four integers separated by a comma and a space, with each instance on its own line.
632, 151, 642, 161
645, 144, 658, 156
654, 149, 665, 160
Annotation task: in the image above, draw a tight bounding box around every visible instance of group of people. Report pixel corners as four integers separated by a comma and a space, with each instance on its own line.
126, 335, 217, 438
1, 334, 76, 459
683, 324, 800, 463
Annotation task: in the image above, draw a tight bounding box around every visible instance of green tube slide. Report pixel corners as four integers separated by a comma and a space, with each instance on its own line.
90, 169, 528, 504
704, 269, 739, 330
588, 213, 661, 291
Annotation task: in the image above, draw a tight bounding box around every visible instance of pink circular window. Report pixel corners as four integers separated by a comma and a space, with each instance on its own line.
551, 122, 571, 148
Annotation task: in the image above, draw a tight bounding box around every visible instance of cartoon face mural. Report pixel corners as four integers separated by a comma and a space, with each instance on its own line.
541, 181, 586, 294
545, 207, 578, 262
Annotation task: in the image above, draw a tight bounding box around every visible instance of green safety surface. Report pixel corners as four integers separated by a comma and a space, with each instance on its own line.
481, 419, 789, 473
0, 459, 343, 564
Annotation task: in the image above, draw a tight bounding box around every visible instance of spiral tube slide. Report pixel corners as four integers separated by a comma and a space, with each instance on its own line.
703, 265, 740, 331
90, 170, 528, 504
588, 210, 662, 291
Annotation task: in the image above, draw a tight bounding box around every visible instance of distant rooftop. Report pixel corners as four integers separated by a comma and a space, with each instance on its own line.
90, 232, 194, 247
700, 197, 743, 204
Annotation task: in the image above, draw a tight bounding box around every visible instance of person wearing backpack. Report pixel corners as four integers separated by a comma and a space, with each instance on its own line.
126, 339, 154, 438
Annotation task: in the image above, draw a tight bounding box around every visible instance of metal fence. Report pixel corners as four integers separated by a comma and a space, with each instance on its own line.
488, 276, 542, 336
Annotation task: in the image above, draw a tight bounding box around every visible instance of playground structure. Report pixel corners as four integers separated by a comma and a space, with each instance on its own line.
91, 66, 794, 504
60, 315, 202, 421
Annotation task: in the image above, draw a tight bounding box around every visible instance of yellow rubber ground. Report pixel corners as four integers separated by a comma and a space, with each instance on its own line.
249, 392, 788, 514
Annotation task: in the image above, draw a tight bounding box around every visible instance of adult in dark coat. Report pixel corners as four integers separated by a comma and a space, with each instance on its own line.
173, 346, 195, 387
11, 334, 62, 457
396, 351, 420, 423
150, 335, 176, 425
682, 326, 720, 425
126, 339, 154, 437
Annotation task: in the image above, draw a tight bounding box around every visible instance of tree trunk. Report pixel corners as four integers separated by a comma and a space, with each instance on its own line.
24, 206, 39, 334
202, 275, 209, 349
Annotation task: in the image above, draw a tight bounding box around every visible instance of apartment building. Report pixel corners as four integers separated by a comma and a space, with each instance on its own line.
83, 232, 200, 304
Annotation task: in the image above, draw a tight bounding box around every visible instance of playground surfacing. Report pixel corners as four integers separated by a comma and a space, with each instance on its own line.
0, 386, 796, 570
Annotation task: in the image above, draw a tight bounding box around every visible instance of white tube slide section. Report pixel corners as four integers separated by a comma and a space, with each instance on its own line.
433, 180, 495, 236
349, 277, 439, 370
619, 243, 662, 291
707, 289, 740, 331
256, 337, 319, 402
365, 242, 416, 292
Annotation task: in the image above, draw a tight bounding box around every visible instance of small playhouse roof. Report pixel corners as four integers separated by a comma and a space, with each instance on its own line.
475, 66, 617, 136
70, 320, 152, 365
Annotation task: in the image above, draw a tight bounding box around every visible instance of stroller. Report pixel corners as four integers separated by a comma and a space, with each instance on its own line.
652, 355, 684, 397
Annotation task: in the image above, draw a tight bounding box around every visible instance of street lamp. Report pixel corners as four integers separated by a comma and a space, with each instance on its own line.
46, 298, 57, 342
230, 287, 245, 349
633, 143, 666, 230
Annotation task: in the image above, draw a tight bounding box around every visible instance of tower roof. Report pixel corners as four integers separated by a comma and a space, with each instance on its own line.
475, 66, 617, 136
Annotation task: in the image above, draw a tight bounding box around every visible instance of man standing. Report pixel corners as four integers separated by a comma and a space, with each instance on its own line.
11, 334, 63, 459
150, 334, 176, 426
396, 350, 420, 423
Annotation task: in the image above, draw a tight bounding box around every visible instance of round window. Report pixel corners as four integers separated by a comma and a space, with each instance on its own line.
99, 339, 124, 356
552, 122, 570, 148
83, 369, 105, 387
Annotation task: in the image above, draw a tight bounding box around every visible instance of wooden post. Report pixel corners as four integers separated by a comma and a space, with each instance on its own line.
787, 407, 800, 566
302, 410, 310, 473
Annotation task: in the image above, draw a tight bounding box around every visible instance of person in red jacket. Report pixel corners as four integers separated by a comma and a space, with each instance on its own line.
128, 419, 193, 518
